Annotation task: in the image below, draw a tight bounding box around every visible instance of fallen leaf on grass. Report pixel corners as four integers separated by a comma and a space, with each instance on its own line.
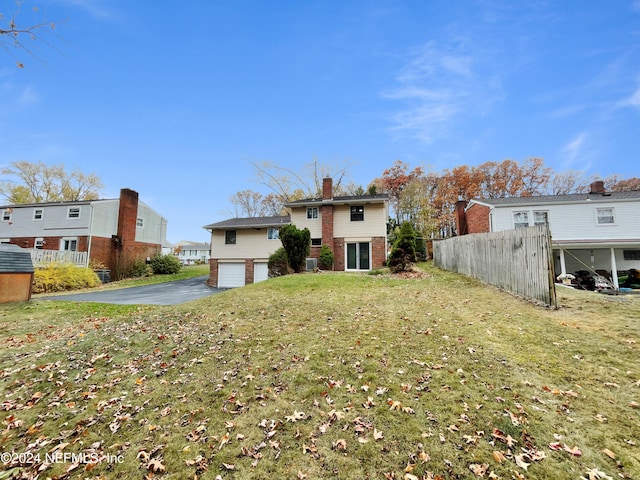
469, 463, 489, 476
580, 468, 613, 480
514, 454, 530, 470
147, 459, 165, 473
601, 448, 615, 460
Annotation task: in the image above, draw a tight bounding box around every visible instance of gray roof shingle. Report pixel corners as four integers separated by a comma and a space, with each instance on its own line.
0, 244, 34, 273
203, 215, 291, 230
471, 190, 640, 207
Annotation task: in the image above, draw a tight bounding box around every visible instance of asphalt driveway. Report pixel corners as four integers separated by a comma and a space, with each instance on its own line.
41, 276, 224, 305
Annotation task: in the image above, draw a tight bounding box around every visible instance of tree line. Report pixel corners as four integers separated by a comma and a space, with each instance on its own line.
2, 158, 638, 240
229, 158, 639, 239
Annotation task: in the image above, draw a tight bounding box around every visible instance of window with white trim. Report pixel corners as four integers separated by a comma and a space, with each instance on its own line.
2, 209, 11, 222
62, 238, 77, 251
35, 238, 44, 249
307, 207, 318, 219
267, 228, 279, 240
67, 207, 80, 219
137, 217, 144, 227
33, 208, 43, 220
513, 211, 529, 229
533, 210, 548, 226
596, 207, 615, 225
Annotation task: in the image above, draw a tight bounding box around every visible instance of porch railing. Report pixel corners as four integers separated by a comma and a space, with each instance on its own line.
30, 249, 88, 267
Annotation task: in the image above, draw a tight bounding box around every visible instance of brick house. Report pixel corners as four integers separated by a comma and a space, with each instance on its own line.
203, 178, 389, 287
0, 189, 167, 280
454, 181, 640, 289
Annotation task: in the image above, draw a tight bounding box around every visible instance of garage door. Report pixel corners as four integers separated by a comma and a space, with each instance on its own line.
254, 262, 268, 283
218, 263, 245, 288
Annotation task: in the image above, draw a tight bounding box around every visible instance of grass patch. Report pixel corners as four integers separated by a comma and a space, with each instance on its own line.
1, 262, 638, 479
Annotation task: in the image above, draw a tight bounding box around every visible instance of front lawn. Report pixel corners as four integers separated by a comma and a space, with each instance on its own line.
1, 263, 638, 479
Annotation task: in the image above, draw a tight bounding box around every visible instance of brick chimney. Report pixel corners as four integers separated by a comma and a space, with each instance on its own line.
321, 177, 334, 252
455, 200, 468, 236
589, 180, 605, 194
323, 177, 333, 200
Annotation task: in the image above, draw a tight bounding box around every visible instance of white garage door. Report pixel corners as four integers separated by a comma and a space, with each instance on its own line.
254, 262, 269, 283
218, 263, 245, 288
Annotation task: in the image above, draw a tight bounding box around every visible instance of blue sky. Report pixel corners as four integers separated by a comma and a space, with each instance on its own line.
2, 0, 639, 243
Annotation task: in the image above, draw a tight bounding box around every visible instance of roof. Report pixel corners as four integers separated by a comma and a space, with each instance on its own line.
203, 215, 291, 230
284, 193, 389, 207
0, 244, 34, 273
468, 190, 640, 209
177, 243, 210, 250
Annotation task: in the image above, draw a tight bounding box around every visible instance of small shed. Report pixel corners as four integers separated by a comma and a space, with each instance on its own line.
0, 244, 35, 303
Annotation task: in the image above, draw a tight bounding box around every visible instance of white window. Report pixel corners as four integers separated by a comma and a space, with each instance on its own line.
307, 207, 318, 219
2, 209, 11, 222
62, 238, 77, 251
267, 228, 279, 240
137, 217, 144, 227
513, 211, 529, 229
33, 208, 43, 220
67, 207, 80, 219
596, 208, 615, 225
533, 211, 548, 226
35, 238, 44, 249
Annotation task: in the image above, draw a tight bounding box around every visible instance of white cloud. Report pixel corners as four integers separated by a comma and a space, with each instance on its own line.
383, 41, 499, 143
559, 132, 588, 169
626, 85, 640, 108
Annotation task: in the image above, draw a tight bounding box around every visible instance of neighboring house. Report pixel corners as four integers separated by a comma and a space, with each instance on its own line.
0, 188, 168, 280
203, 177, 390, 288
175, 242, 211, 265
455, 181, 640, 289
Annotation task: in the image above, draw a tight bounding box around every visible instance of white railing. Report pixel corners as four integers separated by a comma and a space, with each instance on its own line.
30, 249, 88, 267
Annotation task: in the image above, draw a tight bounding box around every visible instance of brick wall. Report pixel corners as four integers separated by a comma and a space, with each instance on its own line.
245, 259, 254, 285
207, 259, 219, 287
371, 236, 386, 269
333, 239, 345, 271
465, 203, 491, 234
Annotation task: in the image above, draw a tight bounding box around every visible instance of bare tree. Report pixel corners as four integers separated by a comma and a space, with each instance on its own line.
0, 160, 103, 203
251, 157, 353, 201
1, 2, 58, 67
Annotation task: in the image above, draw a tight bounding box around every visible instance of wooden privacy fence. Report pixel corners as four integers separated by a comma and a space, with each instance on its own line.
432, 225, 557, 307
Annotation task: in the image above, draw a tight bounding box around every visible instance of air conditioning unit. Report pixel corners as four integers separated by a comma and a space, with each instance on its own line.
306, 257, 317, 271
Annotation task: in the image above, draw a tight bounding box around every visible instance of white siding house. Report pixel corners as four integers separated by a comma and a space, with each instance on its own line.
462, 181, 640, 289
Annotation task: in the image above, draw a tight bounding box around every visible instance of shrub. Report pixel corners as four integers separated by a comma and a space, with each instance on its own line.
131, 258, 153, 277
318, 244, 334, 270
150, 254, 182, 275
387, 222, 417, 273
268, 247, 289, 277
279, 224, 311, 273
33, 263, 101, 293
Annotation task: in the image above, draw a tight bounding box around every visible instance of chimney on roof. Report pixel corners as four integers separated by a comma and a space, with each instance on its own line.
454, 200, 468, 236
323, 177, 333, 200
589, 180, 605, 195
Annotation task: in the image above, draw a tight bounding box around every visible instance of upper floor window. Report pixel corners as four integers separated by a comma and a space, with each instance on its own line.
137, 217, 144, 227
307, 207, 318, 219
67, 207, 80, 219
33, 208, 43, 221
267, 228, 279, 240
2, 209, 11, 222
596, 207, 615, 225
533, 210, 548, 226
350, 205, 364, 222
513, 211, 529, 229
225, 230, 237, 245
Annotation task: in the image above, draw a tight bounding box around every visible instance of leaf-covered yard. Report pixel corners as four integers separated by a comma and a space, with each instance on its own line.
1, 264, 638, 479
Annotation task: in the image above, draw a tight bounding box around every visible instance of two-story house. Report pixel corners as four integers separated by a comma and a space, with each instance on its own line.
203, 178, 389, 288
0, 188, 167, 280
175, 242, 211, 265
455, 181, 640, 289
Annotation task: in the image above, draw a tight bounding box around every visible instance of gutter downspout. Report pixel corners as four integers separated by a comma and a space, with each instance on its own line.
86, 203, 94, 267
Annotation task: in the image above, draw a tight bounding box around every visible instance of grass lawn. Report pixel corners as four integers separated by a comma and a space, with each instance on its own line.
1, 262, 638, 479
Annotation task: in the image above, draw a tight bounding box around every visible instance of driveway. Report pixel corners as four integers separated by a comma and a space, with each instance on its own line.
41, 276, 224, 305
